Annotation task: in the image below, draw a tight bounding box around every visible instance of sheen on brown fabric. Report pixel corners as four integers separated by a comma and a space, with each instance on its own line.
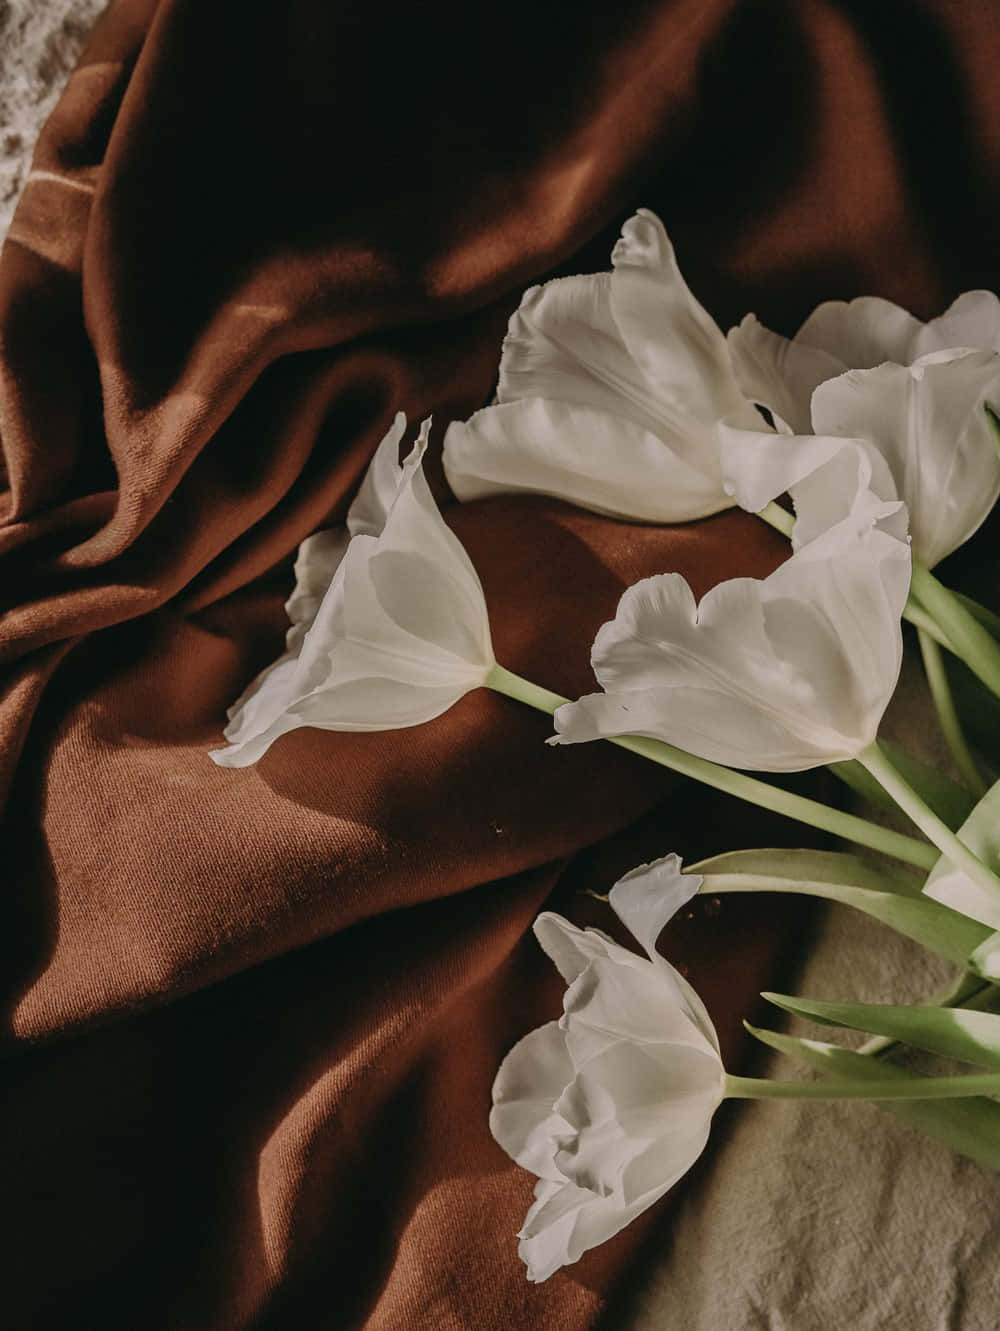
3, 1, 1000, 1328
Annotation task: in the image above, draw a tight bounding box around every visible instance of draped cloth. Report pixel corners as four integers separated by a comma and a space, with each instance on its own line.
2, 1, 999, 1326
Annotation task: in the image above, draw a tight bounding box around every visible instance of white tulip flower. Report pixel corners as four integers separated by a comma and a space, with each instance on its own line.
216, 412, 427, 744
443, 209, 756, 523
725, 305, 1000, 566
490, 855, 723, 1282
210, 415, 495, 767
728, 289, 1000, 434
551, 502, 910, 772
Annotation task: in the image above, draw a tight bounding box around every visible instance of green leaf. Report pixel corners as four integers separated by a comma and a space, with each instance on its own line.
831, 740, 976, 831
924, 776, 1000, 930
688, 847, 924, 895
745, 1024, 1000, 1171
687, 848, 989, 964
762, 993, 1000, 1069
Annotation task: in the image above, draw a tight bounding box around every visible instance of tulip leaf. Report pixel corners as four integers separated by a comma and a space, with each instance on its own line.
762, 993, 1000, 1069
689, 848, 990, 964
923, 776, 1000, 930
831, 740, 976, 831
746, 1024, 1000, 1171
689, 847, 924, 895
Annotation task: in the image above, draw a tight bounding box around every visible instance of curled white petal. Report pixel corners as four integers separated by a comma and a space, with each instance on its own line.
443, 397, 729, 522
794, 295, 922, 368
788, 439, 907, 551
346, 412, 430, 538
719, 418, 849, 516
533, 910, 631, 986
726, 313, 842, 436
914, 290, 1000, 357
609, 209, 757, 442
496, 273, 676, 437
607, 854, 701, 966
490, 1022, 576, 1181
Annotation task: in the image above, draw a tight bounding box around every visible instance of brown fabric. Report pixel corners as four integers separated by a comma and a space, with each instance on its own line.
3, 1, 1000, 1327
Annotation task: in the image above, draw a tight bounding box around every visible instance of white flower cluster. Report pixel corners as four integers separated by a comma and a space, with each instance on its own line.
210, 209, 1000, 1285
445, 208, 1000, 772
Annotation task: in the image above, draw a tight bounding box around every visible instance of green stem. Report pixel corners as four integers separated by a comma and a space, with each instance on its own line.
757, 501, 795, 538
910, 562, 1000, 699
725, 1071, 1000, 1100
858, 740, 1000, 907
487, 666, 937, 870
917, 627, 987, 797
903, 601, 955, 652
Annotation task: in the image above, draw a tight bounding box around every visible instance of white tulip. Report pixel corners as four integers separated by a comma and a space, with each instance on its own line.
490, 855, 723, 1282
210, 416, 495, 767
725, 303, 1000, 566
729, 290, 1000, 431
551, 502, 910, 772
443, 209, 756, 523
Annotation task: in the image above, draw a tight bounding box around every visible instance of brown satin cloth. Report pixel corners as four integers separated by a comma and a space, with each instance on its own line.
3, 1, 999, 1327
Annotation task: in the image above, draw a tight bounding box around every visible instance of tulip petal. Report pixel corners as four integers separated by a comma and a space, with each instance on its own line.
562, 955, 721, 1061
517, 1112, 713, 1281
346, 413, 429, 538
812, 350, 1000, 565
496, 273, 678, 440
490, 1022, 576, 1181
916, 290, 1000, 357
284, 528, 353, 649
553, 1040, 718, 1198
533, 911, 622, 986
795, 295, 922, 367
517, 1174, 658, 1281
786, 439, 905, 551
718, 418, 850, 516
219, 527, 352, 747
726, 313, 842, 435
443, 396, 730, 522
609, 209, 758, 439
360, 458, 494, 669
608, 853, 701, 964
924, 776, 1000, 930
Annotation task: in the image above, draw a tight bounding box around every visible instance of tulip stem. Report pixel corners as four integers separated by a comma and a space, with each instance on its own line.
486, 666, 937, 870
910, 562, 1000, 700
757, 501, 795, 537
916, 628, 987, 796
724, 1071, 1000, 1100
858, 741, 1000, 914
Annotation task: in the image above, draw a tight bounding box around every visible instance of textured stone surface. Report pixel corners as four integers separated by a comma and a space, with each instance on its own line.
0, 0, 105, 237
